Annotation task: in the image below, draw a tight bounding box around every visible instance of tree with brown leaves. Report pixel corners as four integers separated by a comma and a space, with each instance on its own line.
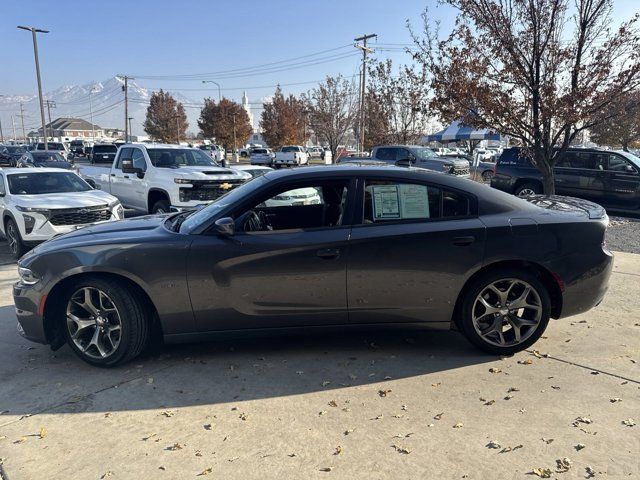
144, 90, 188, 143
306, 75, 358, 160
589, 90, 640, 151
198, 98, 252, 151
411, 0, 640, 194
260, 86, 309, 150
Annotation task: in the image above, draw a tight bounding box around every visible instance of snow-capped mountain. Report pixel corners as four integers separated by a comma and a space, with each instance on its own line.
0, 77, 199, 139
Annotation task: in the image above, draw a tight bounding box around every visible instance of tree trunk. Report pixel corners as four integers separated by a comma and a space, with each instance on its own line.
542, 166, 555, 196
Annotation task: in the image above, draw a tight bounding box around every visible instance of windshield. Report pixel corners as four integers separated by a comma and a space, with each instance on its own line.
148, 148, 218, 168
31, 152, 66, 162
45, 143, 65, 150
93, 145, 118, 154
411, 147, 437, 160
179, 176, 268, 232
8, 172, 91, 195
6, 146, 25, 154
617, 150, 640, 167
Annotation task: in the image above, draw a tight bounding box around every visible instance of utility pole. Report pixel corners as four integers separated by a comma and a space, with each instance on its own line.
117, 75, 133, 142
44, 99, 56, 140
232, 113, 238, 163
18, 103, 27, 143
89, 87, 99, 140
0, 95, 4, 143
18, 25, 49, 151
128, 117, 133, 142
12, 115, 17, 142
354, 33, 376, 152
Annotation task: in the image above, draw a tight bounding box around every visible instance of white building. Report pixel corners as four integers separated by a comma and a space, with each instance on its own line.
241, 91, 268, 147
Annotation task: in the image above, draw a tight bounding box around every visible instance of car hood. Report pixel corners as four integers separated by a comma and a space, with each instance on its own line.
524, 195, 607, 219
12, 190, 117, 209
170, 166, 252, 180
26, 215, 168, 257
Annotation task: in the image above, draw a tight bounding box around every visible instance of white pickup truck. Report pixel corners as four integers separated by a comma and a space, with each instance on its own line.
273, 145, 309, 167
78, 143, 252, 214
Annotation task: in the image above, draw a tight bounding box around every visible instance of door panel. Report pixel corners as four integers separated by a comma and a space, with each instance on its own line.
347, 219, 486, 324
187, 228, 350, 332
603, 154, 640, 209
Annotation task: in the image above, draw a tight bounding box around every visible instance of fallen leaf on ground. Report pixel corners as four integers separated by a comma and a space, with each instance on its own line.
288, 453, 296, 457
484, 400, 496, 406
427, 423, 434, 427
572, 417, 592, 426
295, 371, 304, 375
378, 389, 392, 397
239, 413, 248, 421
575, 443, 585, 451
197, 467, 213, 476
334, 446, 343, 455
434, 413, 444, 420
328, 400, 338, 407
166, 443, 184, 451
393, 433, 414, 439
104, 412, 112, 418
401, 405, 408, 411
203, 424, 213, 430
142, 433, 157, 441
622, 418, 636, 427
500, 445, 523, 453
504, 395, 513, 400
541, 438, 554, 444
348, 374, 357, 380
610, 398, 622, 403
158, 466, 166, 470
319, 467, 333, 472
556, 457, 572, 472
14, 437, 26, 444
147, 377, 154, 384
517, 359, 533, 365
486, 440, 501, 449
344, 429, 354, 435
507, 387, 520, 393
489, 367, 502, 373
38, 427, 47, 439
431, 382, 441, 387
100, 472, 114, 479
585, 466, 596, 478
530, 467, 552, 478
391, 444, 411, 454
453, 423, 463, 428
321, 381, 331, 387
160, 411, 175, 418
551, 385, 560, 390
373, 414, 383, 420
319, 411, 327, 416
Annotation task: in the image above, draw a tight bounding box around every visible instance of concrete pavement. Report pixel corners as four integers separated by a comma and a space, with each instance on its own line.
0, 251, 638, 479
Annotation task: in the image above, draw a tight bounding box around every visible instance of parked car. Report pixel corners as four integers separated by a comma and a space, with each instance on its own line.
471, 158, 497, 182
198, 144, 225, 162
491, 147, 640, 212
263, 186, 322, 207
17, 151, 73, 169
250, 148, 275, 166
1, 145, 27, 166
69, 140, 88, 157
35, 142, 69, 160
274, 145, 309, 167
13, 165, 613, 366
348, 145, 470, 178
89, 143, 118, 164
231, 165, 272, 178
78, 143, 252, 214
0, 168, 123, 258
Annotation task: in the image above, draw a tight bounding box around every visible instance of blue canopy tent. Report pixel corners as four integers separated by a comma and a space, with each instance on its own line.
423, 120, 501, 142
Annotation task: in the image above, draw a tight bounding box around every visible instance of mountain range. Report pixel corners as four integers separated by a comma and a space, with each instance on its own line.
0, 76, 200, 139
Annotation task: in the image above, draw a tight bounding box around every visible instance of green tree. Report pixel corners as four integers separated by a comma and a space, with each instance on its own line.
143, 90, 188, 143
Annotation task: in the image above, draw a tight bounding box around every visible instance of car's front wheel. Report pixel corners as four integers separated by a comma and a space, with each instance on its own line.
63, 277, 149, 366
515, 182, 542, 197
458, 269, 550, 355
5, 218, 27, 259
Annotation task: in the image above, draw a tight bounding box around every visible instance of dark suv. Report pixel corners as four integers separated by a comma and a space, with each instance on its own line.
491, 147, 640, 212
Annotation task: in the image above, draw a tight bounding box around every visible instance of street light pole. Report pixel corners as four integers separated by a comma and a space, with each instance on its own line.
89, 86, 99, 141
18, 25, 49, 151
201, 80, 222, 101
232, 113, 238, 163
0, 94, 4, 143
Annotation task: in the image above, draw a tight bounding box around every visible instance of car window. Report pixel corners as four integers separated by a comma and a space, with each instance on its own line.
236, 180, 350, 233
116, 148, 133, 169
362, 180, 470, 223
607, 154, 634, 172
0, 174, 5, 196
132, 149, 147, 171
375, 148, 397, 161
93, 145, 118, 154
557, 151, 597, 169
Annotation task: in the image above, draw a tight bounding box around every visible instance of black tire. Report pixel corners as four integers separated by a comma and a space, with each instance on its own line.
458, 268, 551, 355
514, 182, 542, 197
481, 170, 494, 182
62, 276, 149, 367
151, 199, 170, 214
5, 218, 27, 259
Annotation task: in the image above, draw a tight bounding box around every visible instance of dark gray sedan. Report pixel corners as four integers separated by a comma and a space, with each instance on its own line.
13, 166, 613, 366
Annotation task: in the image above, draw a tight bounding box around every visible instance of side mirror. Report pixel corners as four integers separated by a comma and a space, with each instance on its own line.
214, 217, 235, 237
395, 159, 413, 167
121, 158, 144, 177
625, 164, 636, 173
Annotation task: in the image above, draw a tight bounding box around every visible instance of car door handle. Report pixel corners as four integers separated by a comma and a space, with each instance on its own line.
452, 236, 475, 246
123, 175, 130, 179
110, 173, 116, 177
316, 248, 341, 259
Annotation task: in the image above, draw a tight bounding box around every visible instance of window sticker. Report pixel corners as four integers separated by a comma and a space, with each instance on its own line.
372, 185, 401, 220
371, 184, 430, 221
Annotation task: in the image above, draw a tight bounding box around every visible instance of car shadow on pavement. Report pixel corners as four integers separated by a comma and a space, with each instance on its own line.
0, 304, 494, 418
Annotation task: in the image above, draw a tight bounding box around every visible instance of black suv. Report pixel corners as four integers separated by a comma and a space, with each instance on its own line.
491, 147, 640, 213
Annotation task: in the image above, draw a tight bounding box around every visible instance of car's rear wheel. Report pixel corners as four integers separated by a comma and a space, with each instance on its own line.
63, 277, 149, 367
5, 218, 27, 259
515, 182, 542, 197
152, 200, 170, 214
458, 269, 550, 355
481, 170, 494, 182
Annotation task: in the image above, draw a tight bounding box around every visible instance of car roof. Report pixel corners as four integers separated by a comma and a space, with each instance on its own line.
2, 167, 77, 174
120, 142, 198, 150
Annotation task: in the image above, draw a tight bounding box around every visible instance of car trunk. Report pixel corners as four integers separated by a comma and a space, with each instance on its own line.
523, 195, 607, 219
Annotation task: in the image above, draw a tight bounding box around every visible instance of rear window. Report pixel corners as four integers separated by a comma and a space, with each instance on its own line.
281, 146, 300, 152
252, 149, 268, 154
93, 145, 118, 154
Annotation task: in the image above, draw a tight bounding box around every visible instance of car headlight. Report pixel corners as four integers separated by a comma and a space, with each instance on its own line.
18, 266, 39, 285
108, 198, 120, 208
174, 178, 192, 184
16, 205, 50, 214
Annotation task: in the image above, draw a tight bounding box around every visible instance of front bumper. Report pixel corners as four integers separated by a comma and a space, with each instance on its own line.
13, 281, 47, 344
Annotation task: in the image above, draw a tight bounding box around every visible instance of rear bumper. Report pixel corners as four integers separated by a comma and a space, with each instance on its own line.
556, 248, 614, 318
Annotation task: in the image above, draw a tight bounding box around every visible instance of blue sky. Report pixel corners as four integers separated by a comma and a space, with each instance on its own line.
2, 0, 638, 104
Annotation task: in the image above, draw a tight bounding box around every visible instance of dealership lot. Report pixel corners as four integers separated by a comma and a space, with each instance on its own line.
0, 246, 637, 479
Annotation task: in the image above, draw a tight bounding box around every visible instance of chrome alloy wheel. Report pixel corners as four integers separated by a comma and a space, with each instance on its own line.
471, 278, 542, 347
66, 287, 122, 359
6, 222, 18, 254
517, 188, 536, 197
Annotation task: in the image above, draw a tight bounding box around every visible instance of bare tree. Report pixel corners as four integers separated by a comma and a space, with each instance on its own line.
410, 0, 640, 194
590, 89, 640, 151
144, 90, 188, 143
306, 75, 358, 160
365, 59, 430, 147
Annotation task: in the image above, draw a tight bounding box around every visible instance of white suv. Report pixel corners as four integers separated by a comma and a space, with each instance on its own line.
0, 168, 123, 259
